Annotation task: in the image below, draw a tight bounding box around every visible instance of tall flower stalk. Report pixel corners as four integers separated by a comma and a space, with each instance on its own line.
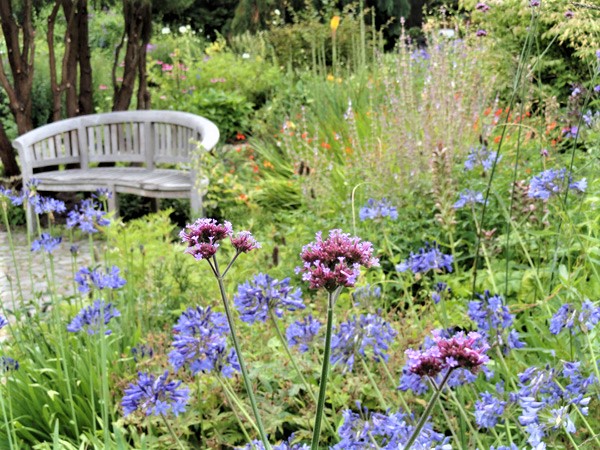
296, 229, 378, 449
179, 218, 271, 449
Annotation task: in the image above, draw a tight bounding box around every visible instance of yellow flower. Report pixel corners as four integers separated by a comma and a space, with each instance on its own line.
326, 74, 335, 81
330, 16, 341, 32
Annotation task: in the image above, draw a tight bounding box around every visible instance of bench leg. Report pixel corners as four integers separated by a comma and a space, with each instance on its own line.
190, 188, 203, 219
26, 202, 36, 235
108, 189, 119, 218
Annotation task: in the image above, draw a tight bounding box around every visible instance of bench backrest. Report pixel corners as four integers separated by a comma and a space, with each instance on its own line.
13, 111, 220, 177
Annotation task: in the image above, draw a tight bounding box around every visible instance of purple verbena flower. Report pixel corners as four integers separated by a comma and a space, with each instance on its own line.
396, 242, 453, 275
122, 371, 189, 417
331, 313, 397, 372
67, 299, 120, 335
234, 273, 304, 324
476, 3, 490, 12
180, 218, 233, 260
359, 198, 398, 221
476, 29, 488, 37
168, 306, 239, 377
230, 230, 261, 253
530, 0, 540, 7
564, 10, 574, 19
453, 189, 485, 209
75, 265, 126, 294
31, 233, 62, 254
66, 199, 110, 233
297, 229, 378, 291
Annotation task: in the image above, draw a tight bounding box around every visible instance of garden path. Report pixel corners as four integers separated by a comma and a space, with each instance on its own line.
0, 231, 94, 337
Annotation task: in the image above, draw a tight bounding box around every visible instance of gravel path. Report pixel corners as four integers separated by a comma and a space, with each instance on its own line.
0, 230, 94, 318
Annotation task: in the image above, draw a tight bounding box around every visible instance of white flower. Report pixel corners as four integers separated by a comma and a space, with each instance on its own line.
179, 26, 187, 34
274, 9, 281, 15
161, 27, 171, 35
242, 53, 250, 59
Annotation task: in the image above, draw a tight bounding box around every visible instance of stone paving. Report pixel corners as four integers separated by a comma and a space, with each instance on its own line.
0, 230, 94, 318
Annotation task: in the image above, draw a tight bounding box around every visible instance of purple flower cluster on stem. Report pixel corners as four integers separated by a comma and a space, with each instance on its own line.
31, 233, 62, 254
66, 199, 110, 233
298, 229, 378, 292
528, 168, 586, 201
122, 370, 189, 417
286, 315, 321, 353
180, 218, 233, 260
66, 299, 120, 335
359, 198, 398, 221
550, 299, 600, 335
396, 242, 453, 275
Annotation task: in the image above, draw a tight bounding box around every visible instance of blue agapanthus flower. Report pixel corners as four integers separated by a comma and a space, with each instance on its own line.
67, 299, 120, 335
168, 306, 239, 377
237, 436, 309, 450
31, 233, 62, 254
331, 313, 396, 372
550, 300, 600, 335
0, 357, 19, 373
66, 199, 110, 233
453, 189, 485, 209
122, 371, 189, 417
359, 198, 398, 221
475, 392, 506, 429
396, 242, 453, 275
234, 273, 304, 324
332, 403, 451, 449
464, 145, 501, 172
131, 344, 154, 362
528, 168, 586, 201
286, 315, 321, 353
75, 265, 127, 294
31, 196, 66, 216
0, 315, 7, 329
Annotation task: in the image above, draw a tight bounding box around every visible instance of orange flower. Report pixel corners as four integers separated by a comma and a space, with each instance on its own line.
301, 132, 308, 140
345, 147, 353, 155
321, 142, 331, 150
493, 136, 501, 144
483, 107, 492, 116
236, 132, 246, 141
494, 109, 503, 117
263, 161, 274, 169
330, 16, 341, 32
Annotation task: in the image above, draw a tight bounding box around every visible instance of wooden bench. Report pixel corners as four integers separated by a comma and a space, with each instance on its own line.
12, 110, 219, 225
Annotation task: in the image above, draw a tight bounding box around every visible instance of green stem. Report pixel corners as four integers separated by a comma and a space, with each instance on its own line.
585, 333, 600, 389
446, 389, 486, 450
213, 257, 271, 450
217, 376, 258, 438
360, 358, 388, 410
381, 362, 411, 415
160, 413, 186, 450
311, 287, 341, 450
404, 370, 453, 450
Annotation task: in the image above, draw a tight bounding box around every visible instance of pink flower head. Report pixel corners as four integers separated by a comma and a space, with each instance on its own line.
564, 10, 574, 19
435, 331, 490, 374
98, 84, 108, 90
298, 229, 379, 291
162, 64, 174, 72
476, 29, 488, 37
231, 231, 261, 253
407, 331, 490, 378
180, 218, 233, 261
476, 2, 490, 12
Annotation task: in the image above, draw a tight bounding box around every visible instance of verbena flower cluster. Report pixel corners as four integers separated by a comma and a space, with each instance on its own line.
286, 315, 321, 353
359, 198, 398, 221
234, 273, 304, 324
180, 218, 233, 260
75, 265, 126, 294
399, 330, 490, 394
67, 300, 121, 335
396, 242, 453, 275
31, 233, 62, 254
468, 291, 524, 354
332, 403, 451, 449
122, 371, 189, 417
453, 189, 485, 209
528, 168, 587, 201
230, 230, 261, 253
464, 145, 501, 172
297, 229, 379, 291
330, 313, 397, 372
66, 199, 110, 233
549, 299, 600, 334
168, 306, 239, 377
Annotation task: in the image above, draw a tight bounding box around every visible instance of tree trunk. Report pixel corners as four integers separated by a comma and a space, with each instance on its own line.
0, 122, 20, 178
112, 0, 152, 111
77, 0, 93, 115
